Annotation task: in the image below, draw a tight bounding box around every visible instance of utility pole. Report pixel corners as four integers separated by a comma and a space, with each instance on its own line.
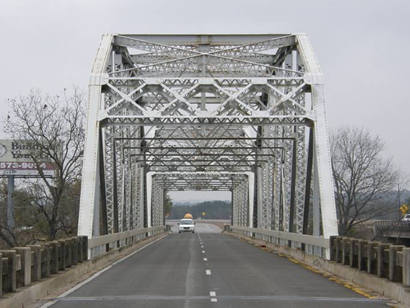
7, 175, 15, 229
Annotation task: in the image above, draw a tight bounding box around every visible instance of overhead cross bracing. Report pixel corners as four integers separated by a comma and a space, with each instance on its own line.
78, 33, 338, 241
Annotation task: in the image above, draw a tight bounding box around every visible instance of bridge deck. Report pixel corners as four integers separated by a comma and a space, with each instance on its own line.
47, 224, 386, 307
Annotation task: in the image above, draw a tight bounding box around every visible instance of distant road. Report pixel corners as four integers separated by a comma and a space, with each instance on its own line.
167, 220, 224, 233
47, 223, 387, 307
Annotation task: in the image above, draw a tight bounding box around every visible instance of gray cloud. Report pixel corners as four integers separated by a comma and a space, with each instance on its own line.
1, 0, 409, 200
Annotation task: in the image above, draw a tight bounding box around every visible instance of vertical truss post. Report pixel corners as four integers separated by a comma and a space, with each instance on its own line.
230, 189, 234, 226
99, 129, 108, 235
288, 141, 297, 233
146, 172, 152, 228
247, 172, 255, 228
297, 33, 338, 239
311, 84, 338, 239
312, 155, 321, 236
78, 34, 113, 238
303, 128, 314, 234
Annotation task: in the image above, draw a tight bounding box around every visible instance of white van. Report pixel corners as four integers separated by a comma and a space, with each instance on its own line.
178, 218, 195, 233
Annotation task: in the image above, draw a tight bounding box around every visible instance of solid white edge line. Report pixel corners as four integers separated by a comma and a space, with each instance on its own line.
40, 234, 167, 308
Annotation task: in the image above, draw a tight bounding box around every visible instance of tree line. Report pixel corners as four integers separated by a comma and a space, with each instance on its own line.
168, 201, 231, 219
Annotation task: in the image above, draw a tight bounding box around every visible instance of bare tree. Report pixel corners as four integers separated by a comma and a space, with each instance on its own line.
164, 192, 173, 217
331, 127, 399, 235
5, 89, 85, 240
0, 179, 42, 247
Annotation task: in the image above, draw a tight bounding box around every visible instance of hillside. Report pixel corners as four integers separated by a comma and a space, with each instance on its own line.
168, 200, 231, 219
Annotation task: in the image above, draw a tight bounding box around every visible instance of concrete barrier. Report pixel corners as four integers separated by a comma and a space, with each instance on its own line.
0, 231, 167, 308
329, 236, 410, 286
0, 226, 166, 302
231, 226, 329, 258
87, 226, 164, 258
0, 236, 88, 298
228, 230, 410, 307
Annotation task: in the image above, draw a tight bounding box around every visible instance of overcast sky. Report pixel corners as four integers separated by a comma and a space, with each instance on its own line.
1, 0, 409, 201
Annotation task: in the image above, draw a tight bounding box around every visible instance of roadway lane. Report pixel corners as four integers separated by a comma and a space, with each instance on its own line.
167, 220, 223, 233
47, 224, 387, 308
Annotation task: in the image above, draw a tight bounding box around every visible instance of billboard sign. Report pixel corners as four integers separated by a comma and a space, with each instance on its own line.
0, 140, 55, 177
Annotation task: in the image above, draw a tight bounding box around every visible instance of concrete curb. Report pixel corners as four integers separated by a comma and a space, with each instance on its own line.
0, 232, 169, 308
226, 231, 410, 308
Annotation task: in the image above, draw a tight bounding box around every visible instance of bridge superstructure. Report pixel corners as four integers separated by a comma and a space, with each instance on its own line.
78, 34, 338, 245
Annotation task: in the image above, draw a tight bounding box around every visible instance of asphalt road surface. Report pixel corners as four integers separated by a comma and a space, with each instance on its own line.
46, 224, 387, 308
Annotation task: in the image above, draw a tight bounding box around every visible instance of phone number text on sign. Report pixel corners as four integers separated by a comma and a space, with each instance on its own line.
0, 162, 54, 170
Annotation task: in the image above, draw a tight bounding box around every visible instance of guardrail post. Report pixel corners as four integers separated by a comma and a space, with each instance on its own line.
50, 241, 59, 274
357, 240, 365, 271
72, 238, 79, 265
350, 239, 356, 267
402, 248, 410, 286
329, 236, 336, 261
335, 237, 341, 263
376, 243, 389, 278
58, 240, 66, 270
78, 236, 88, 261
44, 243, 51, 277
28, 245, 42, 282
2, 250, 17, 292
74, 237, 79, 261
367, 242, 375, 274
78, 238, 84, 262
67, 239, 72, 267
389, 245, 403, 282
0, 252, 2, 296
341, 238, 348, 265
15, 247, 31, 286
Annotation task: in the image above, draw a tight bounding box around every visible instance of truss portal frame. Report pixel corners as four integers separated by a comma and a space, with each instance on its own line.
78, 34, 338, 240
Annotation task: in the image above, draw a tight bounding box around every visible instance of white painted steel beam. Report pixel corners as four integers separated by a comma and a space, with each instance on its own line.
78, 34, 113, 238
79, 33, 338, 244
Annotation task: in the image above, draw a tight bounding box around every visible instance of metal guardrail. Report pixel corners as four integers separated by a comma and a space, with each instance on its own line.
230, 226, 330, 258
88, 226, 166, 259
330, 236, 410, 286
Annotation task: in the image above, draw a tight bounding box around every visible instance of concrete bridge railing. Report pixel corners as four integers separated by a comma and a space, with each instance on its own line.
229, 226, 329, 258
88, 226, 166, 258
228, 226, 410, 305
0, 226, 167, 298
330, 236, 410, 286
0, 236, 88, 296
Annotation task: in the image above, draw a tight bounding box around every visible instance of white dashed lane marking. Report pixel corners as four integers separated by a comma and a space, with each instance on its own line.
205, 269, 212, 275
202, 250, 206, 254
210, 298, 218, 302
209, 291, 216, 297
203, 257, 208, 261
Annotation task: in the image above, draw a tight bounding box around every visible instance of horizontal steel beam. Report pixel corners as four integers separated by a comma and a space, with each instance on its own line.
102, 117, 311, 127
115, 34, 294, 46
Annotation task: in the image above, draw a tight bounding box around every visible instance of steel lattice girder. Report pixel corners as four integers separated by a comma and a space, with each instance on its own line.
78, 34, 338, 242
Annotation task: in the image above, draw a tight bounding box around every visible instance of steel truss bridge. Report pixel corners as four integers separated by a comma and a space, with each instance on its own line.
78, 33, 338, 247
